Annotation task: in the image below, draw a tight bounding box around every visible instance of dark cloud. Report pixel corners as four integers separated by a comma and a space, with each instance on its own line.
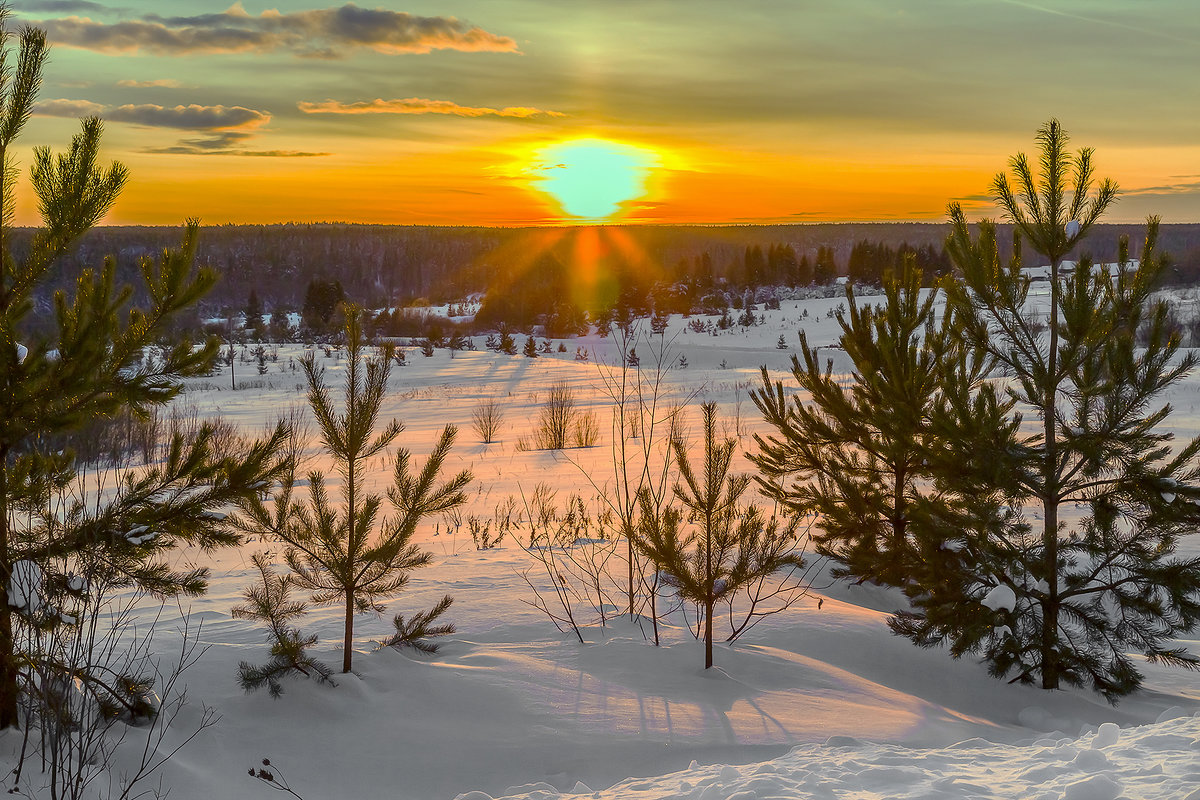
14, 0, 117, 13
35, 99, 268, 130
33, 99, 315, 156
144, 139, 330, 157
1124, 182, 1200, 197
31, 3, 518, 57
106, 103, 268, 130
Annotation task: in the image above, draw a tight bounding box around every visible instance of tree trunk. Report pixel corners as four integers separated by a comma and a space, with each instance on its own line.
1041, 254, 1062, 691
704, 597, 714, 669
342, 587, 354, 674
626, 529, 635, 621
0, 457, 18, 728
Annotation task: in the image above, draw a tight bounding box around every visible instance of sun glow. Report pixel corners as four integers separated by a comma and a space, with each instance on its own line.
527, 138, 660, 221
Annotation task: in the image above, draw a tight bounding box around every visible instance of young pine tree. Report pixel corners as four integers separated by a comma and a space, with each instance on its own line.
752, 259, 981, 587
232, 552, 332, 697
897, 120, 1200, 700
635, 403, 803, 668
238, 306, 472, 673
0, 15, 288, 729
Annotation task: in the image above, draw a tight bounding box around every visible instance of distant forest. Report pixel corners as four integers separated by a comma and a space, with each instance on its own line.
14, 222, 1200, 334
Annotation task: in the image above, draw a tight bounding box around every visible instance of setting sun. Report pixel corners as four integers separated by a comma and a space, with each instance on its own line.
527, 138, 660, 221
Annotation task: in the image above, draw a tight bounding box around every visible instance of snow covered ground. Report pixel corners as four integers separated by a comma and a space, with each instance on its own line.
5, 290, 1200, 800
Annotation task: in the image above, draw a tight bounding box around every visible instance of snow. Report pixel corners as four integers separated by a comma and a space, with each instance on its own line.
4, 289, 1200, 799
7, 560, 42, 611
982, 583, 1017, 612
465, 714, 1200, 799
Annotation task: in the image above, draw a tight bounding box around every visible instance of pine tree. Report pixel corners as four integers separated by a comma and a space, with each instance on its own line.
232, 553, 332, 697
813, 246, 837, 286
635, 403, 803, 668
0, 14, 288, 728
899, 120, 1200, 699
238, 307, 472, 673
301, 278, 344, 331
246, 289, 263, 329
498, 326, 517, 355
752, 259, 978, 586
523, 336, 538, 358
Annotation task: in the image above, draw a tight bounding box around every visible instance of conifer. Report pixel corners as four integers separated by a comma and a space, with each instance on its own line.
0, 13, 288, 728
751, 258, 980, 587
238, 306, 472, 673
635, 404, 803, 668
232, 553, 332, 697
899, 120, 1200, 699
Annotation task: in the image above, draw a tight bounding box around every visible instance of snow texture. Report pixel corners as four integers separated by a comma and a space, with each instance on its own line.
4, 292, 1199, 800
464, 715, 1200, 799
7, 560, 42, 611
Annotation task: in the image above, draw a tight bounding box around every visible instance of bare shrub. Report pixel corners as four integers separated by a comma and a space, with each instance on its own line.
534, 382, 576, 450
518, 490, 625, 636
468, 514, 503, 549
572, 409, 600, 448
493, 496, 522, 544
471, 396, 505, 443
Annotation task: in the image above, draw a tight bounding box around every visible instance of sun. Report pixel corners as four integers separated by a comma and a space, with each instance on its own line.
528, 138, 659, 221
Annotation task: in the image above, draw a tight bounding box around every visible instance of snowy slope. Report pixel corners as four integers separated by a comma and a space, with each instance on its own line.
4, 290, 1200, 800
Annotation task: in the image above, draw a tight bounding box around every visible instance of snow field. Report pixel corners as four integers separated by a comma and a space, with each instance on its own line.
5, 290, 1200, 800
464, 714, 1200, 800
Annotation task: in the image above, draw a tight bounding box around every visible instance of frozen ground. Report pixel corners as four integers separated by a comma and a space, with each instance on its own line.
5, 289, 1200, 800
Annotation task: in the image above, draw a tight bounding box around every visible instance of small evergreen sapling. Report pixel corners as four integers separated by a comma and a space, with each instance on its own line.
751, 259, 972, 587
237, 307, 472, 674
635, 403, 804, 668
0, 12, 290, 728
232, 553, 332, 698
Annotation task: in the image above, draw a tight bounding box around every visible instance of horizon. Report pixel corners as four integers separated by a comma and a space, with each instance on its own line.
9, 1, 1200, 227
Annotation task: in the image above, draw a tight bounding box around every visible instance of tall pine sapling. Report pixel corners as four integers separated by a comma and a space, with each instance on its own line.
238, 306, 472, 674
635, 403, 803, 668
232, 552, 332, 697
0, 11, 288, 730
896, 120, 1200, 700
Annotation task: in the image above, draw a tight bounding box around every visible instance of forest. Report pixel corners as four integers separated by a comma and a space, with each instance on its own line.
14, 221, 1200, 329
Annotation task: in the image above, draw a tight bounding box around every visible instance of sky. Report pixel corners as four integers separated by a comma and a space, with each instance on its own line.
9, 0, 1200, 226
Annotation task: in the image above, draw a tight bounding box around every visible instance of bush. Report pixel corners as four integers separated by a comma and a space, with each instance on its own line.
572, 410, 600, 448
534, 382, 576, 450
471, 396, 505, 443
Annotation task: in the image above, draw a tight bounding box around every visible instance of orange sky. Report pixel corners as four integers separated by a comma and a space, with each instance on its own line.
11, 1, 1200, 226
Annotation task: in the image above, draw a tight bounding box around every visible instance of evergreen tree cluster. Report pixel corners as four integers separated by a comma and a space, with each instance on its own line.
846, 240, 950, 287
753, 121, 1200, 701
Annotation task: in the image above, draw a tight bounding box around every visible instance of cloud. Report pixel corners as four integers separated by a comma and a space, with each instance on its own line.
35, 99, 269, 131
31, 3, 519, 57
144, 137, 330, 158
117, 78, 185, 88
297, 97, 564, 118
34, 98, 106, 117
32, 99, 316, 156
1124, 181, 1200, 197
15, 0, 116, 12
108, 103, 268, 130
